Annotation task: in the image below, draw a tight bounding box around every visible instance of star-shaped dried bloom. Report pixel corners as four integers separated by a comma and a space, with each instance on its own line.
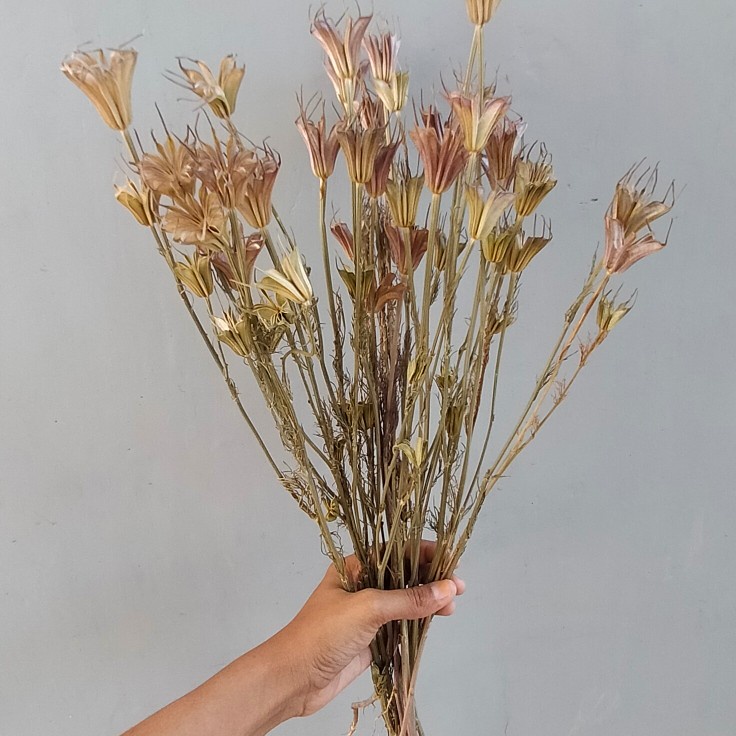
235, 151, 280, 229
61, 48, 137, 131
385, 171, 425, 228
311, 12, 372, 109
296, 105, 340, 181
257, 248, 313, 305
173, 55, 245, 119
139, 134, 197, 201
603, 166, 673, 274
161, 188, 227, 250
447, 91, 510, 153
410, 108, 469, 194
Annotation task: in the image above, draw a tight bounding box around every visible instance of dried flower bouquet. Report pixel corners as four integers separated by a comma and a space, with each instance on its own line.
61, 1, 673, 734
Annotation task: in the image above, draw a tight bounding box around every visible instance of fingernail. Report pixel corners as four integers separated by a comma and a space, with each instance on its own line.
432, 580, 455, 601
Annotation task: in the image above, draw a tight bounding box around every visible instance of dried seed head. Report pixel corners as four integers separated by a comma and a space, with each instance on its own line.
311, 12, 372, 111
336, 123, 385, 184
174, 55, 245, 119
366, 139, 399, 198
384, 224, 429, 276
466, 0, 503, 26
213, 310, 252, 357
447, 90, 510, 153
466, 186, 515, 241
173, 252, 214, 298
597, 289, 636, 332
330, 222, 355, 260
60, 48, 137, 130
514, 147, 557, 218
161, 188, 227, 249
504, 220, 552, 272
235, 151, 280, 229
296, 105, 340, 181
481, 227, 515, 265
375, 72, 410, 113
256, 248, 313, 305
114, 179, 156, 226
410, 108, 469, 194
139, 134, 197, 201
485, 116, 526, 191
385, 171, 425, 228
603, 165, 673, 274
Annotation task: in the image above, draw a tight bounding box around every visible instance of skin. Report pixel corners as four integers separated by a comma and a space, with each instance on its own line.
122, 540, 465, 736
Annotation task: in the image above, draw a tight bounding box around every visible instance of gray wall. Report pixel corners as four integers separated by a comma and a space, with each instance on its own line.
2, 0, 735, 734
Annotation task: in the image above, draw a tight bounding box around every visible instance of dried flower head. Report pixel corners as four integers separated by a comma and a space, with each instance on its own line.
210, 232, 264, 289
363, 33, 409, 112
336, 123, 385, 184
485, 116, 526, 190
514, 147, 557, 218
603, 166, 673, 274
296, 105, 340, 181
60, 48, 137, 130
466, 0, 503, 26
597, 289, 636, 332
256, 248, 313, 304
194, 133, 256, 209
466, 187, 515, 241
235, 150, 280, 229
173, 55, 245, 119
481, 227, 515, 265
161, 188, 227, 249
385, 171, 425, 228
384, 224, 430, 275
139, 134, 197, 201
311, 12, 372, 110
410, 108, 469, 194
114, 178, 157, 226
447, 91, 510, 153
213, 310, 251, 357
504, 219, 552, 272
366, 139, 399, 198
173, 252, 214, 298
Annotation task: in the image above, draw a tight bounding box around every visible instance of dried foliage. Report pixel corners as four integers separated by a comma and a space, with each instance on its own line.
62, 3, 674, 734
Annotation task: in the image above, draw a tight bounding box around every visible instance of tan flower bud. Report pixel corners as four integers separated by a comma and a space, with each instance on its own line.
173, 253, 214, 298
60, 48, 137, 131
514, 149, 557, 218
503, 222, 552, 273
596, 290, 635, 332
385, 173, 425, 228
481, 228, 515, 265
374, 72, 410, 113
256, 248, 313, 305
114, 179, 156, 226
212, 310, 251, 357
466, 186, 515, 241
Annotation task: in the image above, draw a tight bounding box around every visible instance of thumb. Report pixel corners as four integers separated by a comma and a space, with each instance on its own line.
366, 580, 457, 625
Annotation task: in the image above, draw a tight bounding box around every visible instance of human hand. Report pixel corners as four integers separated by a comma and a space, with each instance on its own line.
270, 540, 466, 719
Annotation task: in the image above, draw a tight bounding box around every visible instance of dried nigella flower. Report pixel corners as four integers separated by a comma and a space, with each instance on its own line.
514, 146, 557, 217
466, 186, 515, 241
384, 224, 430, 275
447, 90, 510, 153
603, 165, 673, 274
173, 252, 214, 298
161, 188, 227, 249
466, 0, 503, 26
331, 222, 355, 260
503, 219, 552, 272
60, 48, 137, 130
235, 150, 280, 229
139, 134, 197, 201
114, 178, 156, 226
385, 170, 425, 228
336, 122, 385, 184
257, 248, 313, 305
173, 55, 245, 119
485, 116, 526, 190
296, 105, 340, 182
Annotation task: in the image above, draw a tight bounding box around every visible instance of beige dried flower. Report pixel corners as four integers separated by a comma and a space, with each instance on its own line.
481, 227, 515, 265
410, 109, 469, 194
504, 221, 552, 272
514, 148, 557, 217
364, 33, 409, 112
114, 179, 156, 226
235, 152, 280, 229
336, 123, 385, 184
174, 252, 214, 298
466, 186, 515, 241
161, 188, 227, 249
194, 134, 257, 209
296, 107, 340, 181
374, 72, 410, 113
311, 12, 372, 110
60, 48, 137, 131
603, 166, 672, 274
384, 224, 429, 275
213, 310, 251, 357
174, 55, 245, 119
447, 91, 510, 153
385, 172, 425, 228
257, 248, 313, 304
466, 0, 503, 26
485, 116, 526, 190
597, 289, 636, 332
139, 134, 197, 201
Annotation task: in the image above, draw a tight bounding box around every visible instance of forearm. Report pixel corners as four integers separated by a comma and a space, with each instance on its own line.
121, 631, 304, 736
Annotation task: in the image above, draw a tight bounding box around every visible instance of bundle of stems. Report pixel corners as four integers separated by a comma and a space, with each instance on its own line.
61, 2, 673, 733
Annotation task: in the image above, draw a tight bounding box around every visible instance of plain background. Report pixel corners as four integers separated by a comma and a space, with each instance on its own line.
2, 0, 735, 734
